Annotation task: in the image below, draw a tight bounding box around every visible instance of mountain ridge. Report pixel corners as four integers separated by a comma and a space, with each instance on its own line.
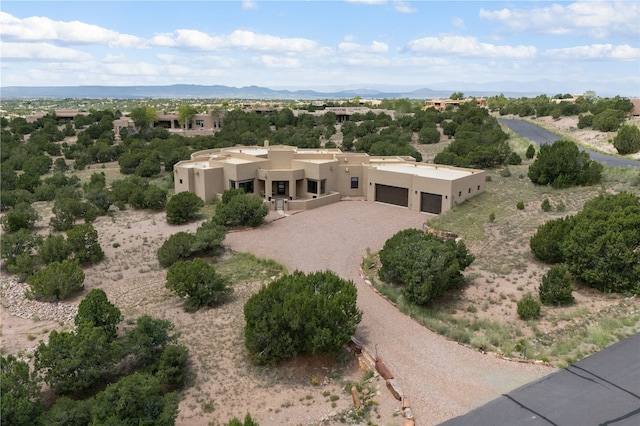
0, 84, 548, 100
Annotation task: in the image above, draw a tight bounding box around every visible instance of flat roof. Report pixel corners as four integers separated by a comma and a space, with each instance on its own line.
372, 163, 476, 180
224, 148, 269, 156
223, 157, 254, 164
184, 162, 212, 169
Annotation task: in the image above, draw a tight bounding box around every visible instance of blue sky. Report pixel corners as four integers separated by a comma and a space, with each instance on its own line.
1, 1, 639, 96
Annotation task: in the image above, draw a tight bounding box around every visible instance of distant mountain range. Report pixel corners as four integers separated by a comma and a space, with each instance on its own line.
0, 84, 550, 100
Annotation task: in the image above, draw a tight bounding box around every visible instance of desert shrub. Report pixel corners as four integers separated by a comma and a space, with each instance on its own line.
612, 124, 640, 155
88, 373, 179, 425
539, 264, 575, 306
516, 201, 525, 210
418, 126, 441, 144
528, 140, 602, 188
244, 270, 362, 365
1, 202, 39, 233
155, 344, 189, 387
34, 324, 120, 394
500, 167, 511, 177
517, 294, 541, 320
75, 288, 122, 339
489, 212, 496, 223
27, 259, 85, 301
530, 216, 575, 264
226, 413, 260, 426
507, 152, 522, 165
215, 190, 269, 228
166, 259, 232, 312
378, 229, 475, 305
541, 198, 552, 212
156, 232, 196, 268
1, 354, 45, 426
562, 192, 640, 294
525, 144, 536, 159
592, 108, 625, 132
166, 191, 204, 225
577, 114, 594, 129
66, 223, 104, 264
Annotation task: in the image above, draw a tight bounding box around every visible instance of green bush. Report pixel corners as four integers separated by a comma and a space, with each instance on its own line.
613, 124, 640, 155
166, 259, 232, 312
530, 216, 575, 264
244, 270, 362, 365
539, 264, 575, 306
378, 229, 475, 305
157, 232, 196, 268
528, 140, 602, 188
516, 201, 525, 210
500, 167, 511, 177
517, 294, 541, 320
166, 191, 204, 224
541, 198, 552, 212
525, 144, 536, 159
27, 259, 85, 301
215, 190, 269, 228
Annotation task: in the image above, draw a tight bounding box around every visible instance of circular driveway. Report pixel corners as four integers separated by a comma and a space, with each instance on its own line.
225, 200, 553, 424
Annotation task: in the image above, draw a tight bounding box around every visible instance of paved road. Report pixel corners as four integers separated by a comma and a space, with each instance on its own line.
499, 118, 640, 169
225, 201, 553, 425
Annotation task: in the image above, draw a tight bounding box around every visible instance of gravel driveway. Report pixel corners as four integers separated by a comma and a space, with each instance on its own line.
225, 200, 554, 425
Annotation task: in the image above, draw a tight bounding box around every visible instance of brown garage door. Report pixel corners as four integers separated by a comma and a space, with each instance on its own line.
375, 184, 408, 207
420, 192, 442, 214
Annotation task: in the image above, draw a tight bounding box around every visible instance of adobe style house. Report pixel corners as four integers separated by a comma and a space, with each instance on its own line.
423, 98, 487, 111
174, 145, 485, 214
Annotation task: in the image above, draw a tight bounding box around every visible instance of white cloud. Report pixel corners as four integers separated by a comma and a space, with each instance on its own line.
406, 36, 536, 58
103, 53, 125, 63
0, 41, 93, 61
242, 0, 257, 10
545, 44, 640, 60
480, 1, 640, 38
150, 29, 318, 53
105, 62, 160, 76
0, 12, 145, 48
338, 40, 388, 53
155, 54, 176, 64
394, 1, 416, 14
452, 17, 465, 29
257, 55, 301, 68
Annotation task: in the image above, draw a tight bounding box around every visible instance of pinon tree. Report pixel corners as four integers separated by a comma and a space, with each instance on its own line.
378, 228, 475, 305
244, 270, 362, 365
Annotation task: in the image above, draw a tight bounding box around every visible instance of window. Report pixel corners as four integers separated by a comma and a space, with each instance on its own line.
238, 179, 254, 194
307, 179, 318, 194
230, 180, 236, 189
477, 185, 480, 190
320, 179, 326, 195
351, 177, 359, 189
458, 191, 462, 197
468, 188, 471, 194
195, 119, 204, 127
179, 179, 183, 184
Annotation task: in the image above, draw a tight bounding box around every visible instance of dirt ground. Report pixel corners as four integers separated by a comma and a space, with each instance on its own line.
1, 116, 638, 425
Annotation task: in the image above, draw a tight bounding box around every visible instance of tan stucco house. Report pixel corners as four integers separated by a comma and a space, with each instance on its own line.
174, 145, 485, 214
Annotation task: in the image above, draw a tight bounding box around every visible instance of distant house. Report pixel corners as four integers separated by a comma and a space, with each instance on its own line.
423, 98, 487, 111
26, 109, 89, 123
174, 145, 485, 214
113, 110, 224, 138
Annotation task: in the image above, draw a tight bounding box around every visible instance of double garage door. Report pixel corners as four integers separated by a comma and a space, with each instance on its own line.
375, 184, 442, 214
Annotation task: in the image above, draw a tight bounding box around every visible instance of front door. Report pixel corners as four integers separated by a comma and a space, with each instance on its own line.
276, 181, 286, 195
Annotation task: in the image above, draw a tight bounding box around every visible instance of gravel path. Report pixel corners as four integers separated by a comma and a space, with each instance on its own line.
225, 200, 554, 425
